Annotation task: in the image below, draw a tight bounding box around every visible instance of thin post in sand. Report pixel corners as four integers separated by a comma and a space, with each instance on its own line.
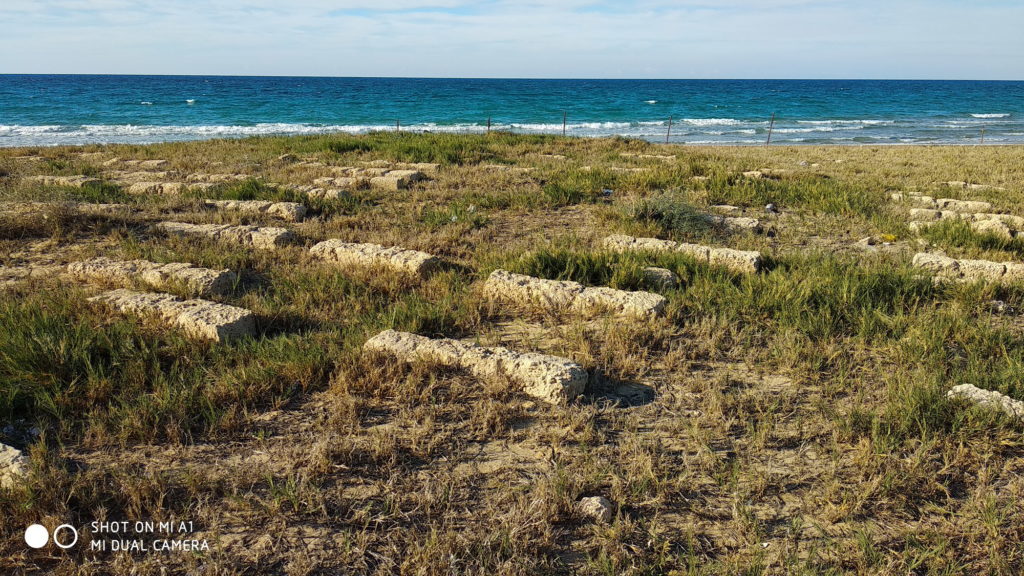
396, 119, 400, 133
980, 128, 986, 145
665, 116, 673, 144
487, 116, 491, 134
562, 111, 567, 136
766, 112, 776, 146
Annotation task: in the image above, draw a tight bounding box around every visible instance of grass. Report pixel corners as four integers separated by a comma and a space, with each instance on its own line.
2, 134, 1024, 574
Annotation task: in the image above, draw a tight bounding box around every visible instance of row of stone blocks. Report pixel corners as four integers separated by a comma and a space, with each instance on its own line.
892, 192, 994, 213
602, 235, 763, 273
484, 270, 666, 318
364, 330, 587, 405
314, 169, 425, 191
912, 253, 1024, 283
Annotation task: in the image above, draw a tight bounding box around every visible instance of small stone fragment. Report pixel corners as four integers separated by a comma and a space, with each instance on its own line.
0, 443, 28, 488
577, 496, 614, 523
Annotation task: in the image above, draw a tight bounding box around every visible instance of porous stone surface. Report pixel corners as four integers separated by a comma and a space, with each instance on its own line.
709, 204, 742, 214
947, 384, 1024, 420
68, 257, 236, 296
577, 496, 614, 523
484, 269, 666, 318
88, 289, 255, 342
0, 443, 28, 488
127, 181, 190, 195
203, 199, 308, 222
364, 330, 587, 404
603, 235, 763, 273
643, 267, 680, 290
310, 239, 441, 278
912, 252, 1019, 283
25, 175, 100, 188
154, 222, 296, 250
717, 216, 762, 232
937, 199, 993, 213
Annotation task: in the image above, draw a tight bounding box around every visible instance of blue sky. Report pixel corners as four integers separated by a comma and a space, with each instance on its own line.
0, 0, 1022, 79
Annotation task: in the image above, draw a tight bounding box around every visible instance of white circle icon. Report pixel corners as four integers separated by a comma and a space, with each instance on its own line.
25, 524, 49, 549
53, 524, 79, 549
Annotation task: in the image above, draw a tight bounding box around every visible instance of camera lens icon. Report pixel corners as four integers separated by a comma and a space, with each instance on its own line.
25, 523, 78, 549
25, 524, 48, 549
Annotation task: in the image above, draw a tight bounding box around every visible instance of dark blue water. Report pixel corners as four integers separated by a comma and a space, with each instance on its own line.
2, 75, 1023, 147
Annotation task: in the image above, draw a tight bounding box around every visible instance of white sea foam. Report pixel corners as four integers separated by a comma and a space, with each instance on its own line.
645, 100, 657, 104
971, 113, 1010, 118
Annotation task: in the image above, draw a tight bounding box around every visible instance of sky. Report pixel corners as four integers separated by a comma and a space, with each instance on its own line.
0, 0, 1022, 79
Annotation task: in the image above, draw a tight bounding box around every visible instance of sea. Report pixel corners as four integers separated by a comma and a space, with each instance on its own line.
1, 76, 1023, 147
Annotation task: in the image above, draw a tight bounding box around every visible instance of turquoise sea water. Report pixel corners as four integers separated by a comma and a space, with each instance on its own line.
1, 76, 1023, 147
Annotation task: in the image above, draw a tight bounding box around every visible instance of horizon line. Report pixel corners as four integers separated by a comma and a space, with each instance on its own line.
1, 73, 1023, 82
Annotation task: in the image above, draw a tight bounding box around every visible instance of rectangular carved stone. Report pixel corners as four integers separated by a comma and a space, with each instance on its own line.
484, 269, 666, 318
154, 222, 296, 250
89, 289, 255, 342
203, 200, 307, 221
364, 330, 587, 405
68, 257, 236, 297
603, 235, 762, 273
310, 239, 441, 277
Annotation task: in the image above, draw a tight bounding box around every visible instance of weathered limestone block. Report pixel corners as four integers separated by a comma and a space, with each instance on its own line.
484, 269, 582, 309
643, 267, 680, 290
572, 286, 667, 318
484, 270, 666, 318
68, 257, 236, 296
310, 239, 441, 278
203, 200, 307, 222
937, 199, 993, 213
718, 216, 762, 232
369, 170, 423, 191
186, 173, 248, 183
710, 205, 742, 214
128, 181, 167, 194
947, 384, 1024, 420
0, 443, 28, 488
912, 252, 1023, 283
313, 177, 361, 188
709, 247, 763, 272
155, 222, 296, 250
364, 330, 587, 404
971, 218, 1014, 239
88, 289, 255, 342
602, 235, 762, 273
603, 234, 679, 254
957, 259, 1006, 281
909, 208, 942, 220
911, 253, 959, 276
25, 175, 100, 188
